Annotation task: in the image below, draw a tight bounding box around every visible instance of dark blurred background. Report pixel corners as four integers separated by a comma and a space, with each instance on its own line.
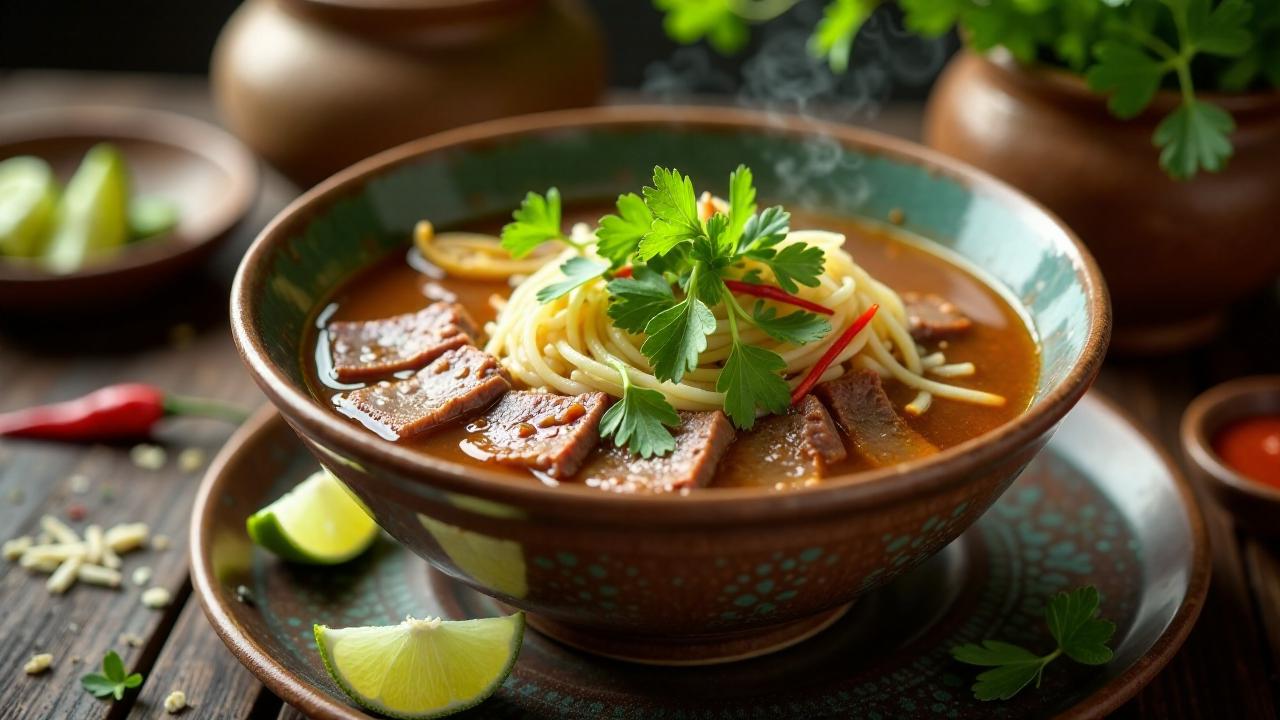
0, 0, 949, 100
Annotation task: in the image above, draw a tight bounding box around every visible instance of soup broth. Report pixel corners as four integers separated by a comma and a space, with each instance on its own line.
305, 209, 1039, 490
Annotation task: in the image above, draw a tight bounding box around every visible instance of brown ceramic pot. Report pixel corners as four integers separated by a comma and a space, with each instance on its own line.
925, 49, 1280, 354
211, 0, 604, 187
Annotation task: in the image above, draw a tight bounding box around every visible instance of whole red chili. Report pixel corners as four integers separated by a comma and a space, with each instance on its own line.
790, 304, 880, 405
0, 383, 248, 442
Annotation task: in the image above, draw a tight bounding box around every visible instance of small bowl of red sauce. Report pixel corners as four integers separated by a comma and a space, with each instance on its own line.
1182, 376, 1280, 535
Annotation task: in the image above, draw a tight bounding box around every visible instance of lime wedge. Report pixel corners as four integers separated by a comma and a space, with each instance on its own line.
128, 195, 179, 240
44, 143, 130, 273
246, 469, 378, 564
315, 614, 524, 719
0, 156, 58, 257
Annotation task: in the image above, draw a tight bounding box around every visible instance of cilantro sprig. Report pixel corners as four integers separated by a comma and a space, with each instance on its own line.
951, 586, 1116, 701
499, 165, 833, 457
652, 0, 1280, 180
81, 650, 143, 701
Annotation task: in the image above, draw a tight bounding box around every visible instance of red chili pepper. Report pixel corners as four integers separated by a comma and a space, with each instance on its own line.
0, 383, 249, 442
790, 304, 880, 405
613, 265, 634, 278
723, 279, 835, 316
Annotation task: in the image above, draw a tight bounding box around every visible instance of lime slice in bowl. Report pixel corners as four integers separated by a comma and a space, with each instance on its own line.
44, 143, 131, 272
246, 469, 378, 564
0, 156, 58, 257
315, 614, 524, 719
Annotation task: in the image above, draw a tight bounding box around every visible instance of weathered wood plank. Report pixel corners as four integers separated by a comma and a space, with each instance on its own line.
125, 597, 276, 719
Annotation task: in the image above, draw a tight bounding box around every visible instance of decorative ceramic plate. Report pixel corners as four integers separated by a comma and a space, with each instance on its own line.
192, 393, 1209, 720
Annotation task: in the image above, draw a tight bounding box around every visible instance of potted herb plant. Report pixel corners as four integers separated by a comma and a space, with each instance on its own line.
655, 0, 1280, 352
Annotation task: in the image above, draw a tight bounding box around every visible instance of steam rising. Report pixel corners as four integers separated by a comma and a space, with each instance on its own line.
641, 4, 950, 207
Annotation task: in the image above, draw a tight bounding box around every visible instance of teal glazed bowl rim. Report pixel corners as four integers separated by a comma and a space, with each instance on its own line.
230, 105, 1112, 524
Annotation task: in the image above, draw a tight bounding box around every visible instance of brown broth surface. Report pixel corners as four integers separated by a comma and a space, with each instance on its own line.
305, 209, 1039, 490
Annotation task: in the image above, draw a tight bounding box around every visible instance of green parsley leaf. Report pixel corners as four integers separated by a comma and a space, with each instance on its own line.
899, 0, 962, 36
536, 256, 608, 303
809, 0, 875, 72
655, 0, 749, 54
951, 640, 1042, 666
81, 651, 143, 702
716, 343, 791, 429
1045, 586, 1116, 665
747, 242, 826, 294
1086, 41, 1166, 118
952, 585, 1115, 702
641, 295, 716, 384
639, 167, 703, 260
750, 301, 832, 345
970, 662, 1046, 702
725, 164, 756, 250
596, 193, 653, 267
599, 359, 680, 458
81, 674, 119, 699
736, 206, 790, 255
1154, 99, 1236, 179
1189, 0, 1253, 57
606, 266, 677, 333
501, 188, 564, 258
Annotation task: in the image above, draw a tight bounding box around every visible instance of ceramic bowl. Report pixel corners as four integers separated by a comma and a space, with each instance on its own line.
1182, 376, 1280, 536
0, 106, 258, 313
230, 106, 1111, 664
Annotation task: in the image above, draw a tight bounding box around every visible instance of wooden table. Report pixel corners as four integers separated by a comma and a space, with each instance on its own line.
1, 72, 1277, 720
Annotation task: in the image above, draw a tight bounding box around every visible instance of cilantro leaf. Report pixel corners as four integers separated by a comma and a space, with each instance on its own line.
536, 256, 608, 303
596, 193, 653, 267
725, 165, 756, 250
951, 640, 1042, 666
656, 0, 749, 54
1189, 0, 1252, 57
970, 662, 1046, 702
81, 651, 143, 702
641, 295, 716, 384
899, 0, 962, 36
81, 674, 119, 699
606, 266, 677, 333
1154, 99, 1235, 179
809, 0, 875, 72
952, 585, 1115, 702
501, 188, 564, 258
750, 301, 832, 345
747, 242, 826, 294
716, 343, 791, 429
599, 359, 680, 458
1045, 586, 1116, 665
736, 206, 790, 255
639, 167, 703, 260
1086, 41, 1166, 118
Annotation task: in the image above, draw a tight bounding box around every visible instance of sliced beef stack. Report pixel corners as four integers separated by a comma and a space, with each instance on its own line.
815, 369, 938, 467
338, 345, 510, 438
329, 302, 477, 382
461, 391, 611, 478
719, 396, 846, 487
579, 411, 736, 493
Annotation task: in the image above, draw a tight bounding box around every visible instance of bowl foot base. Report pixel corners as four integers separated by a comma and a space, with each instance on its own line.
522, 604, 852, 666
1111, 312, 1223, 355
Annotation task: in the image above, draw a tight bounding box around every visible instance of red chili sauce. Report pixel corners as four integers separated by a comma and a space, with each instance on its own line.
1212, 415, 1280, 490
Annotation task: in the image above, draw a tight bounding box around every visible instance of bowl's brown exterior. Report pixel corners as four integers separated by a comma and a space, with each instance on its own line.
1182, 376, 1280, 537
231, 106, 1110, 648
0, 106, 258, 313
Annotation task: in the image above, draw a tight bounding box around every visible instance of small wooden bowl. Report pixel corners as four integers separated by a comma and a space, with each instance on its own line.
0, 106, 258, 313
1182, 376, 1280, 536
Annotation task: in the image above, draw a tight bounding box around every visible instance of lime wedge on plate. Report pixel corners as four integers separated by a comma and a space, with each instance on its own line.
44, 143, 131, 273
0, 156, 58, 257
246, 469, 378, 564
315, 614, 524, 719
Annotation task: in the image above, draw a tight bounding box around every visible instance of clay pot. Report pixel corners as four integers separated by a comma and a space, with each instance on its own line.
211, 0, 605, 187
925, 49, 1280, 354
